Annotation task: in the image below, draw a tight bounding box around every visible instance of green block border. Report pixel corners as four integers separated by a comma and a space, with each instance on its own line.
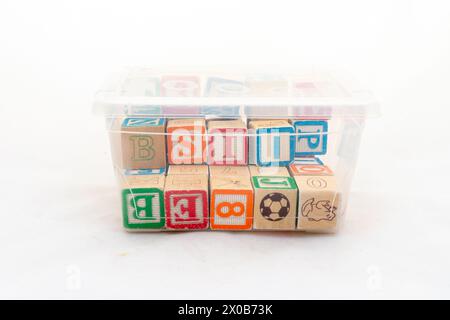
121, 188, 165, 229
252, 176, 298, 190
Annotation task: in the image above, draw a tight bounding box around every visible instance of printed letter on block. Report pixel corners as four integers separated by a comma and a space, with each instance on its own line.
207, 120, 248, 165
295, 175, 340, 232
164, 174, 209, 230
289, 164, 333, 176
121, 174, 165, 230
251, 175, 298, 230
120, 118, 166, 170
210, 176, 254, 230
248, 120, 295, 167
290, 120, 328, 156
167, 119, 207, 165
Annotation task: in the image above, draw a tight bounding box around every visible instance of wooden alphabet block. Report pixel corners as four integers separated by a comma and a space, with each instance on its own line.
167, 119, 207, 164
207, 120, 248, 165
251, 176, 298, 230
161, 76, 200, 115
120, 118, 166, 170
205, 77, 248, 97
293, 156, 323, 165
210, 175, 254, 230
248, 165, 290, 177
121, 174, 166, 230
167, 165, 208, 176
295, 176, 340, 232
246, 75, 288, 96
209, 165, 250, 178
290, 120, 328, 156
289, 164, 333, 176
164, 174, 209, 230
121, 76, 159, 97
248, 120, 295, 167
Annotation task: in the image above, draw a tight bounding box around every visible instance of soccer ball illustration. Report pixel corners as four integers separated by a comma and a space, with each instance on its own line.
259, 193, 290, 221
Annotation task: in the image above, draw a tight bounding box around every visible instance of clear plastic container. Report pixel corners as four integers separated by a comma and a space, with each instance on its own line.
93, 67, 379, 233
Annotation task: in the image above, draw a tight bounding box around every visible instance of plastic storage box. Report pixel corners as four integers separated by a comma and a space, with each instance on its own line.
93, 67, 379, 233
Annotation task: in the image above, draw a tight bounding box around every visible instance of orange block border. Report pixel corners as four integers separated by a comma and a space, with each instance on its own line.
167, 125, 206, 164
210, 189, 254, 230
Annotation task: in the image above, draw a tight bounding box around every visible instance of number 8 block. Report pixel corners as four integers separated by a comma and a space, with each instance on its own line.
210, 174, 254, 230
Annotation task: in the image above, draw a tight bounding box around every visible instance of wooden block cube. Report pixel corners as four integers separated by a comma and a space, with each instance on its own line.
251, 176, 298, 230
209, 165, 250, 178
248, 120, 295, 167
210, 176, 254, 230
161, 76, 200, 115
164, 174, 209, 230
120, 76, 159, 97
248, 165, 290, 177
207, 120, 248, 165
121, 174, 166, 230
205, 77, 248, 97
167, 119, 207, 164
167, 165, 208, 175
293, 156, 323, 165
120, 118, 166, 170
290, 120, 328, 156
295, 176, 340, 232
246, 76, 288, 96
289, 164, 333, 176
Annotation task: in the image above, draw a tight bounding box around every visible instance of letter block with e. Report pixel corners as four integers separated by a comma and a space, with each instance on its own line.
251, 175, 298, 230
290, 120, 328, 156
164, 174, 209, 230
167, 119, 207, 165
210, 170, 253, 230
121, 174, 166, 230
121, 118, 166, 170
294, 175, 341, 233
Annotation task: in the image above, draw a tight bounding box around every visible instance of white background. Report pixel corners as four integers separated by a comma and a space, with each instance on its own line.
1, 0, 450, 299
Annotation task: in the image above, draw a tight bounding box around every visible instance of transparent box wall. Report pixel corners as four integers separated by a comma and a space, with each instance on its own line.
93, 67, 378, 233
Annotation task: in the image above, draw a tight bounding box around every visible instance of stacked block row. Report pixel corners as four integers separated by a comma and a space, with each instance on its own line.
121, 163, 339, 233
114, 117, 328, 168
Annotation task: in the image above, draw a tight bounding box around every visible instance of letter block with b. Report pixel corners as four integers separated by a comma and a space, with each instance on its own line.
121, 174, 166, 230
164, 174, 209, 230
121, 118, 166, 169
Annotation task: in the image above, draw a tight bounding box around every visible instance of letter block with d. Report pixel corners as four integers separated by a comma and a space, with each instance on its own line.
121, 118, 166, 169
164, 174, 209, 230
121, 174, 166, 230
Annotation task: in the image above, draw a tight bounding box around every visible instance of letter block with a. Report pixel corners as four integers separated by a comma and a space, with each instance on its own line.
207, 119, 248, 165
121, 174, 166, 230
248, 120, 295, 167
120, 118, 166, 169
210, 168, 253, 230
164, 174, 209, 230
251, 175, 298, 230
294, 175, 340, 232
167, 119, 206, 165
290, 120, 328, 156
